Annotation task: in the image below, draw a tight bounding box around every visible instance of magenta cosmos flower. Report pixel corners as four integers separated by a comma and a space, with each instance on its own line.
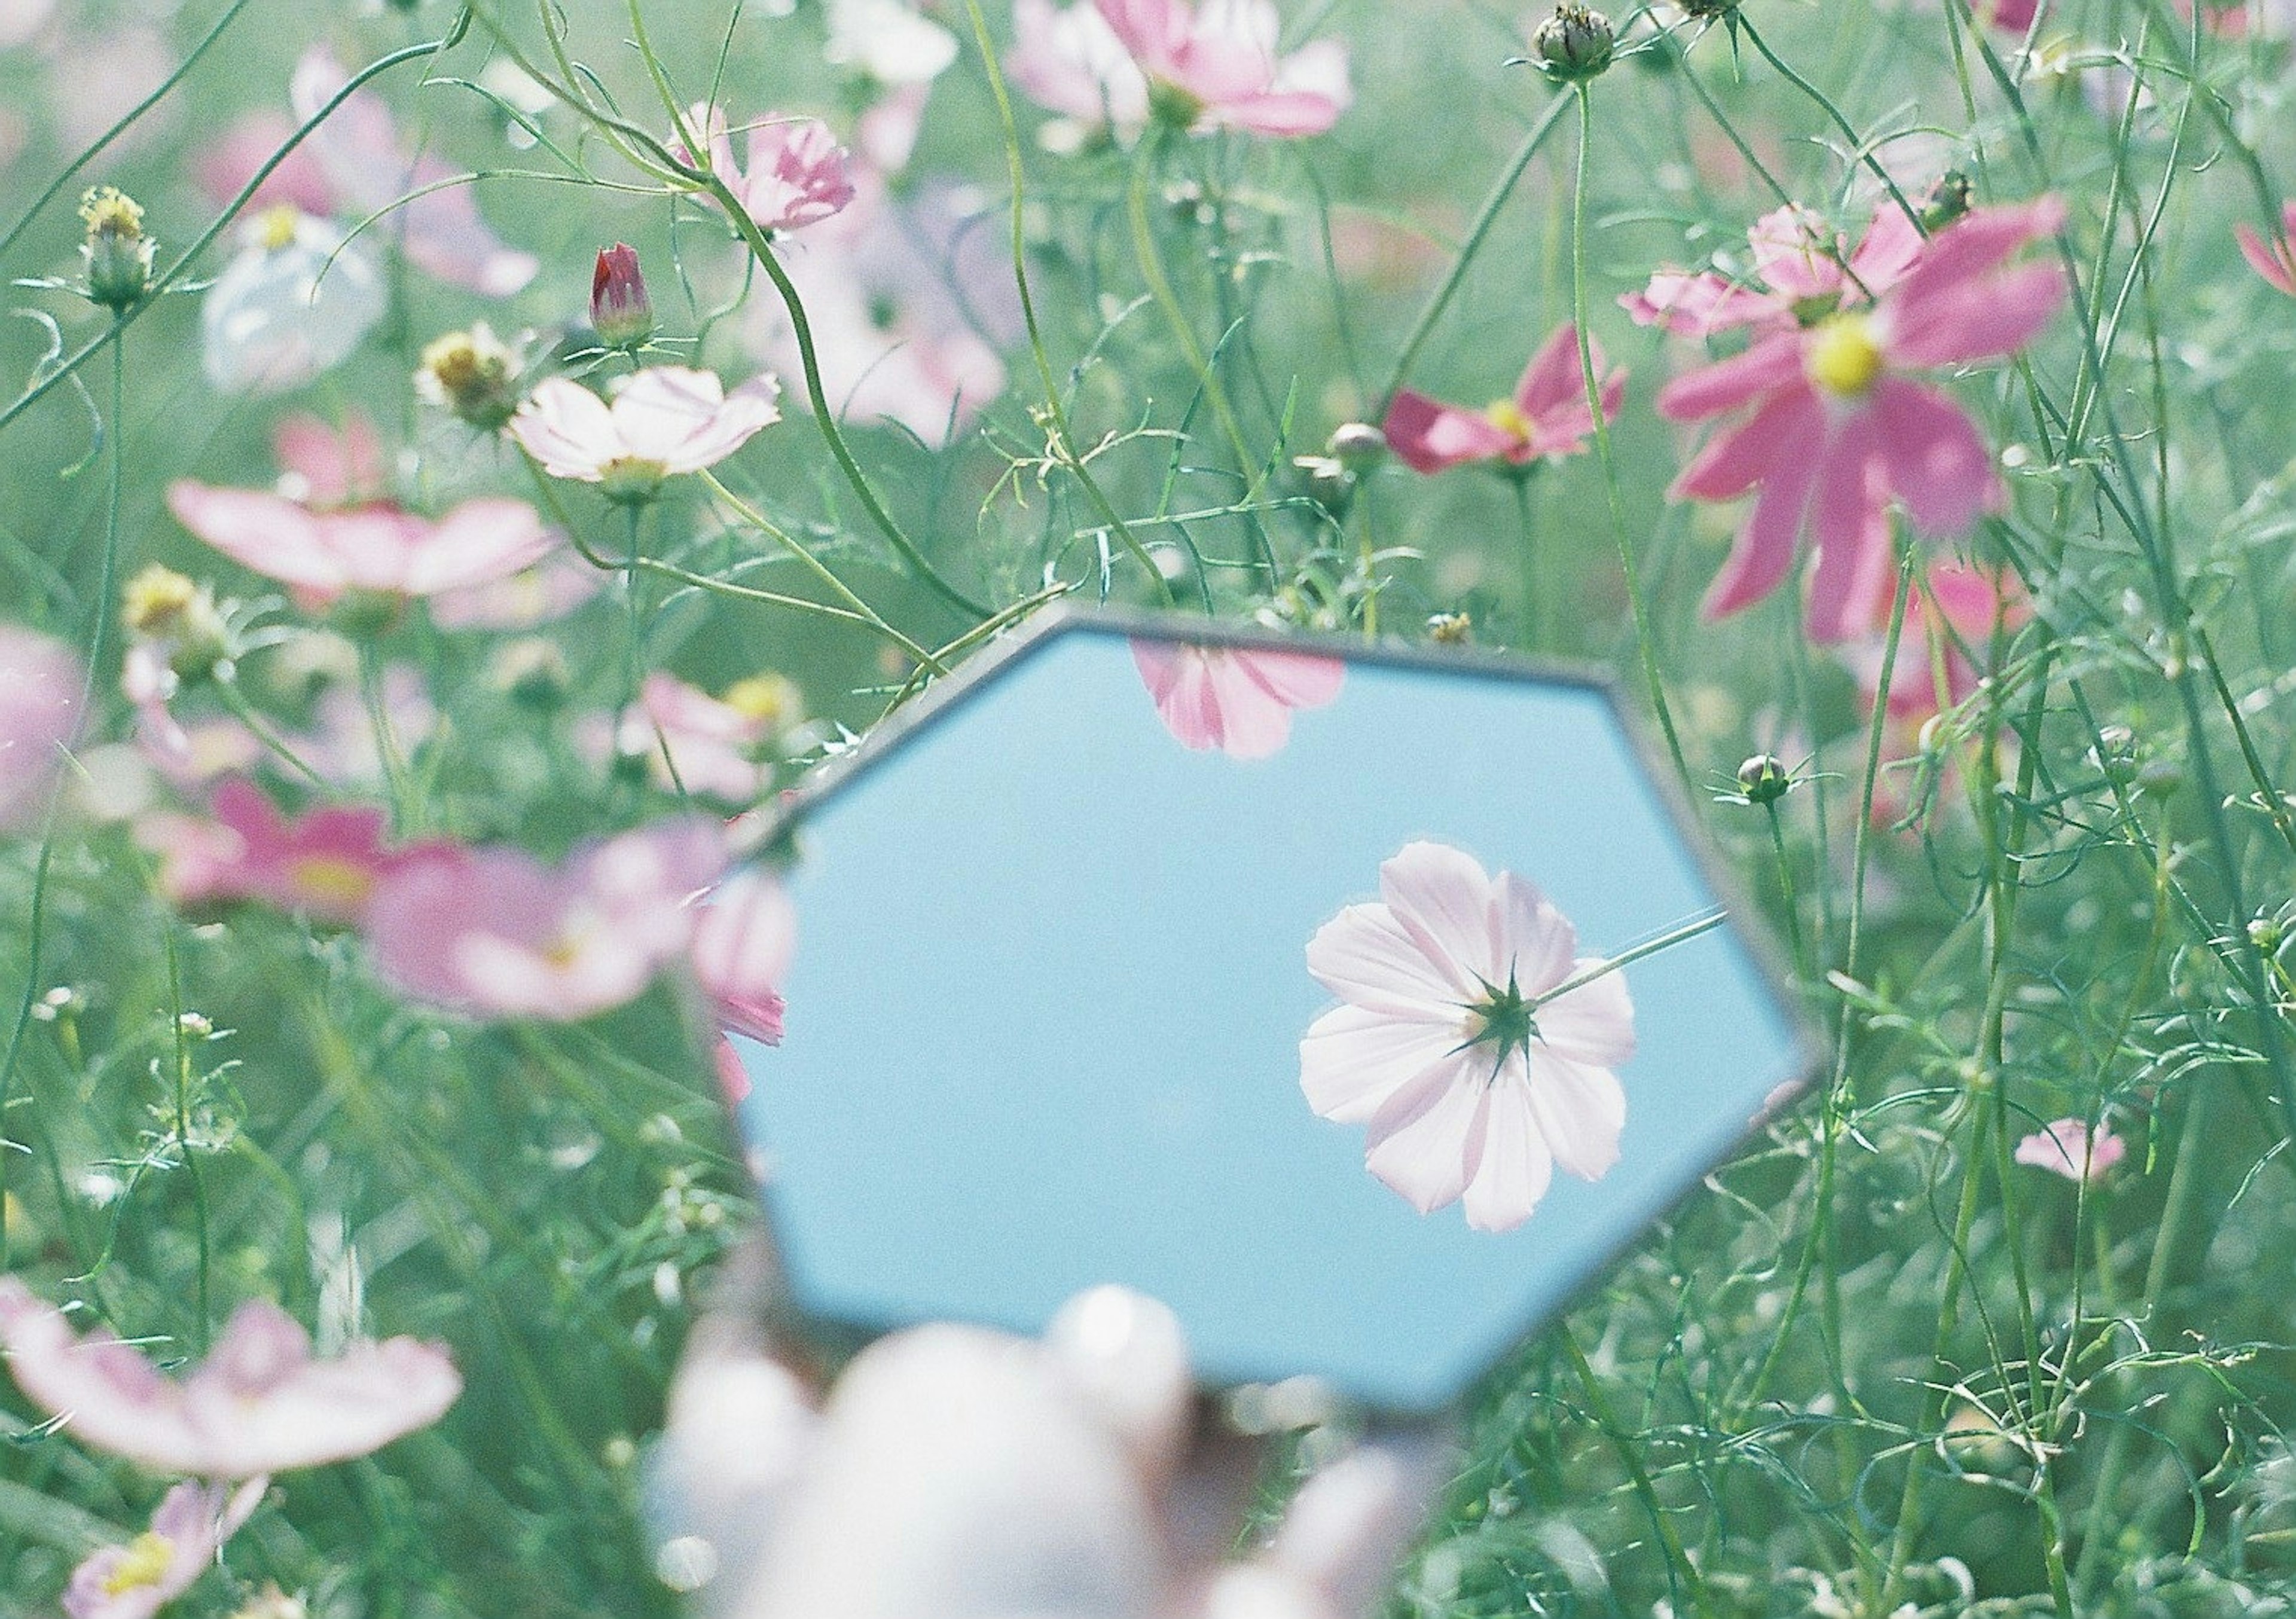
1131, 640, 1343, 759
164, 483, 554, 614
144, 778, 438, 927
691, 865, 795, 1104
64, 1478, 266, 1619
0, 624, 84, 834
1659, 197, 2066, 642
1094, 0, 1351, 136
2013, 1118, 2127, 1184
2237, 202, 2296, 297
509, 367, 782, 503
1300, 841, 1634, 1232
679, 103, 856, 234
1384, 323, 1623, 475
364, 818, 726, 1022
0, 1279, 460, 1477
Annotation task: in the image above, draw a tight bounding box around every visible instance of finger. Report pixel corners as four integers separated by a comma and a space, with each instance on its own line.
1045, 1285, 1193, 1485
1263, 1424, 1457, 1619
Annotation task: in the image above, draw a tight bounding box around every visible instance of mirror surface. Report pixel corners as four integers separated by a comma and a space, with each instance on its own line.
731, 613, 1805, 1412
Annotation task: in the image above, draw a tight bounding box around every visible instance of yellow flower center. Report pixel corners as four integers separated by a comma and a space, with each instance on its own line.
722, 674, 799, 726
123, 564, 200, 636
78, 186, 145, 242
256, 206, 301, 253
287, 856, 377, 911
420, 332, 500, 396
102, 1532, 175, 1596
1482, 398, 1532, 444
1806, 313, 1886, 398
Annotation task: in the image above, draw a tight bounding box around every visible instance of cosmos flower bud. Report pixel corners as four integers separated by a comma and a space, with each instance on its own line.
1325, 421, 1388, 472
1426, 612, 1473, 645
1735, 753, 1792, 806
123, 565, 230, 682
590, 243, 655, 350
416, 324, 521, 430
1532, 5, 1615, 81
79, 186, 155, 311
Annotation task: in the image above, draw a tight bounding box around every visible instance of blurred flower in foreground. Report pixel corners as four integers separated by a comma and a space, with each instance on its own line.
143, 778, 435, 927
0, 1279, 460, 1476
1300, 840, 1632, 1232
1660, 197, 2066, 641
2236, 202, 2296, 297
1043, 0, 1352, 137
677, 104, 856, 234
2014, 1117, 2126, 1183
201, 207, 386, 396
0, 624, 84, 833
166, 480, 555, 614
1385, 323, 1623, 475
64, 1478, 266, 1619
511, 367, 781, 503
825, 0, 960, 170
1131, 641, 1344, 759
428, 554, 601, 632
289, 47, 539, 297
365, 818, 726, 1022
690, 865, 795, 1104
1622, 201, 1923, 340
270, 411, 386, 507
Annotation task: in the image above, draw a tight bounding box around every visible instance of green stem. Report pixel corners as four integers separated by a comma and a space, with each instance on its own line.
1562, 1326, 1720, 1619
1528, 910, 1727, 1010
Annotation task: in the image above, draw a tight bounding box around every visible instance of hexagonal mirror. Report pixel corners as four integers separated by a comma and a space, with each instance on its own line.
726, 607, 1809, 1415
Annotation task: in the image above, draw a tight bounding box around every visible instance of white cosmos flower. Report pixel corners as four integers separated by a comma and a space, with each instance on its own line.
1300, 840, 1634, 1232
201, 206, 386, 396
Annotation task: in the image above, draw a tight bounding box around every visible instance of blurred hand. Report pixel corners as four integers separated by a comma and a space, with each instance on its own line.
649, 1238, 1449, 1619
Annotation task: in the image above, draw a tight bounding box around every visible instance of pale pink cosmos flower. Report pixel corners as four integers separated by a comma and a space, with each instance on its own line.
0, 1279, 460, 1477
588, 673, 776, 804
142, 778, 433, 927
2013, 1118, 2127, 1184
1131, 642, 1344, 759
193, 110, 335, 217
0, 624, 84, 834
164, 483, 555, 614
427, 554, 602, 631
679, 103, 856, 234
63, 1478, 267, 1619
509, 368, 783, 503
270, 411, 386, 508
364, 818, 726, 1022
1622, 202, 1925, 340
1384, 323, 1625, 475
1009, 0, 1153, 132
288, 47, 539, 297
2236, 203, 2296, 297
1660, 197, 2067, 642
1300, 841, 1633, 1232
691, 863, 795, 1063
1089, 0, 1351, 137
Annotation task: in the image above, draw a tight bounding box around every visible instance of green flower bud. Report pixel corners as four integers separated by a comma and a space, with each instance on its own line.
79, 187, 154, 311
1532, 4, 1616, 81
1736, 753, 1792, 805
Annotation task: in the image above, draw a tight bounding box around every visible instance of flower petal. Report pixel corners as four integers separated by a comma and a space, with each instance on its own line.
166, 481, 343, 591
399, 499, 557, 597
1656, 334, 1808, 422
1525, 1053, 1626, 1181
1870, 378, 2001, 539
1672, 386, 1819, 502
1305, 900, 1471, 1016
1460, 1072, 1554, 1232
1802, 413, 1894, 643
1300, 1003, 1462, 1123
1382, 389, 1515, 474
1883, 262, 2066, 369
509, 380, 622, 481
1361, 1056, 1485, 1215
1535, 963, 1635, 1067
1491, 871, 1576, 995
1697, 432, 1823, 622
1378, 840, 1501, 992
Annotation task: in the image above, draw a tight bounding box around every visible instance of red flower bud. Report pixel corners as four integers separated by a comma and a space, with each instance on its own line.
590, 243, 654, 350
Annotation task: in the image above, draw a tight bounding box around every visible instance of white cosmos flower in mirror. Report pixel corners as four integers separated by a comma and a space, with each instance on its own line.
201, 206, 385, 396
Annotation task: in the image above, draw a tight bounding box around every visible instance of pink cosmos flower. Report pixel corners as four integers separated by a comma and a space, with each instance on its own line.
164, 483, 555, 613
1384, 323, 1624, 475
2236, 203, 2296, 297
1622, 203, 1924, 339
590, 673, 775, 803
1009, 0, 1154, 132
63, 1478, 267, 1619
193, 109, 335, 217
0, 624, 84, 834
680, 103, 856, 234
1660, 197, 2067, 642
0, 1279, 460, 1477
1300, 841, 1633, 1232
2013, 1118, 2127, 1183
691, 865, 795, 1049
1091, 0, 1351, 137
364, 819, 726, 1022
1131, 641, 1344, 759
1847, 560, 2025, 722
288, 48, 539, 297
509, 368, 783, 503
143, 778, 432, 927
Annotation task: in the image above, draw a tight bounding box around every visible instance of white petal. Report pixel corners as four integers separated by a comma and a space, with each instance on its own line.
1461, 1075, 1555, 1232
1494, 871, 1577, 994
1525, 1053, 1625, 1182
1377, 840, 1498, 991
1535, 963, 1635, 1067
1299, 1003, 1463, 1123
1361, 1056, 1485, 1215
1305, 903, 1470, 1019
